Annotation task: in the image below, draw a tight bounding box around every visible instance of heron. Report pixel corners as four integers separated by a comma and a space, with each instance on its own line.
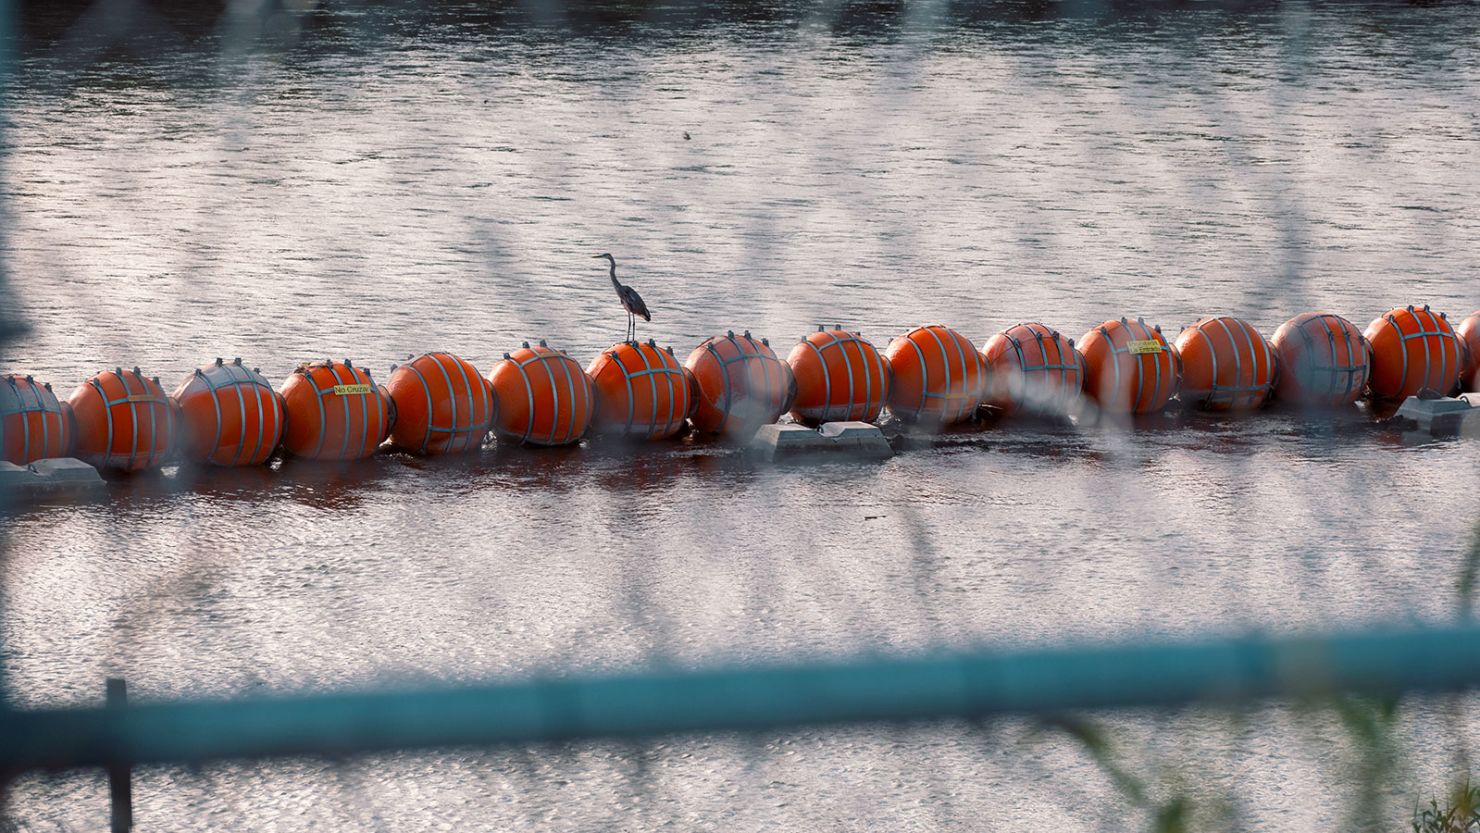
593, 253, 650, 344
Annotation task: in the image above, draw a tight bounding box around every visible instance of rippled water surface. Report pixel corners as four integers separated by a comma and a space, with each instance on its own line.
2, 2, 1480, 830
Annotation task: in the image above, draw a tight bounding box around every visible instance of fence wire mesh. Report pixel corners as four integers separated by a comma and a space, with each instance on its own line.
2, 1, 1480, 831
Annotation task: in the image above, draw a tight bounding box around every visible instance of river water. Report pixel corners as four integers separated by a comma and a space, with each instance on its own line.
2, 2, 1479, 830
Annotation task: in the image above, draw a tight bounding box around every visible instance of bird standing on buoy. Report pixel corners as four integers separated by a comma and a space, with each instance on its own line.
594, 253, 650, 344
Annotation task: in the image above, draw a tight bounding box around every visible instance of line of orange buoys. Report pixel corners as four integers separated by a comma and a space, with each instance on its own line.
1, 307, 1478, 471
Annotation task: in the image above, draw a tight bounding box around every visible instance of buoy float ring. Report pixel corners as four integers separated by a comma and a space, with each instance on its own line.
387, 352, 494, 455
588, 340, 691, 440
1270, 312, 1369, 407
1, 374, 73, 465
1078, 317, 1177, 415
280, 359, 392, 461
1456, 310, 1480, 393
488, 342, 593, 447
1172, 316, 1275, 412
172, 358, 283, 466
1363, 305, 1463, 401
68, 367, 177, 471
786, 327, 889, 426
684, 331, 794, 436
883, 324, 984, 427
980, 323, 1082, 416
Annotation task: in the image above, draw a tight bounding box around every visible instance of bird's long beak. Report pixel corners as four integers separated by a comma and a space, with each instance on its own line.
591, 255, 603, 258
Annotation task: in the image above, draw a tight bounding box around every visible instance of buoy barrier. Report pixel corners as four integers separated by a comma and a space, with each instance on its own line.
685, 331, 794, 436
12, 301, 1478, 475
67, 368, 176, 472
280, 359, 392, 461
1363, 305, 1463, 401
171, 358, 283, 467
1457, 310, 1480, 392
488, 341, 593, 447
979, 323, 1082, 416
883, 325, 984, 426
387, 352, 494, 455
1078, 318, 1176, 415
587, 340, 690, 440
786, 327, 889, 426
1, 375, 73, 465
1172, 316, 1275, 412
1268, 312, 1369, 407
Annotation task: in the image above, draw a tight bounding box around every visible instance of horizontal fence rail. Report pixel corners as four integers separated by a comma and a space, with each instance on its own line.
3, 623, 1480, 774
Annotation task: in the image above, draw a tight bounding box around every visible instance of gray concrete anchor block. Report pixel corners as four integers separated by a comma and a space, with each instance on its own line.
817, 421, 895, 457
0, 461, 33, 488
1394, 395, 1480, 439
1395, 395, 1474, 420
0, 458, 106, 501
750, 422, 893, 461
752, 424, 815, 454
817, 421, 874, 439
29, 457, 106, 484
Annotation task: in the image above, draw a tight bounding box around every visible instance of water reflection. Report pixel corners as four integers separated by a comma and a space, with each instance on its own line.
3, 1, 1480, 830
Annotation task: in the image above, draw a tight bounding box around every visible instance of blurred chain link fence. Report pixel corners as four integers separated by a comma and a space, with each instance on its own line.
3, 1, 1480, 832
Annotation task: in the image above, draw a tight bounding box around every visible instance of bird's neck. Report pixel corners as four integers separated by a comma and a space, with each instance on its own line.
608, 263, 619, 287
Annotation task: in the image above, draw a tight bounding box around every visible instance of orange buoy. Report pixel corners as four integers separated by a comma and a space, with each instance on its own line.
1, 375, 73, 464
67, 367, 177, 471
1171, 316, 1275, 411
1078, 317, 1177, 415
1269, 312, 1369, 407
387, 352, 494, 455
979, 323, 1082, 415
785, 327, 889, 425
280, 359, 392, 461
1363, 305, 1464, 401
1457, 310, 1480, 392
171, 358, 283, 466
587, 340, 690, 440
685, 331, 794, 436
488, 341, 593, 446
884, 325, 984, 426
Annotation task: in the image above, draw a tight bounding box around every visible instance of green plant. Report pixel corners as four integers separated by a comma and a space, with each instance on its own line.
1459, 516, 1480, 622
1413, 781, 1480, 833
1046, 717, 1215, 833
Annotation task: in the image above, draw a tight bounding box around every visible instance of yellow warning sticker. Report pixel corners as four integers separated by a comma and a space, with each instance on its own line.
1126, 339, 1163, 355
332, 384, 371, 396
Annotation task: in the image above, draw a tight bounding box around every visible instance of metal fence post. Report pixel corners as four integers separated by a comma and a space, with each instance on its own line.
106, 679, 131, 833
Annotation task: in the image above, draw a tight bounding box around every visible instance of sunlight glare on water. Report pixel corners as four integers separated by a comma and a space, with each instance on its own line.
1, 2, 1479, 830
